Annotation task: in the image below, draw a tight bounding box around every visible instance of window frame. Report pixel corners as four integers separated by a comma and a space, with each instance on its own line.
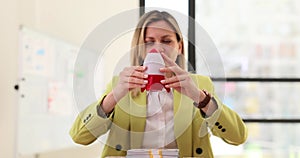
140, 0, 300, 123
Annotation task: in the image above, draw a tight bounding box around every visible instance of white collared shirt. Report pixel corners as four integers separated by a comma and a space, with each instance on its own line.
142, 89, 178, 149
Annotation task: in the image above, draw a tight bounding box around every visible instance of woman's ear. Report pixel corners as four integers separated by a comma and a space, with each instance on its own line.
178, 41, 183, 55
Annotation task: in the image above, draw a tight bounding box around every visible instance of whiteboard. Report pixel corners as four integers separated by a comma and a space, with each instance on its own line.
17, 26, 101, 155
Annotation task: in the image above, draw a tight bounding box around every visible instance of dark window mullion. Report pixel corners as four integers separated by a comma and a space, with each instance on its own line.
212, 77, 300, 82
244, 119, 300, 123
139, 0, 145, 17
188, 0, 196, 72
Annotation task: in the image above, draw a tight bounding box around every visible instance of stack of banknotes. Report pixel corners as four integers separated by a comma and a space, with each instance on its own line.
126, 149, 179, 158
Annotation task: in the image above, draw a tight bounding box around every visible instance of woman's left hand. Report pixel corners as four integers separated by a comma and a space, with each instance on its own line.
160, 53, 201, 103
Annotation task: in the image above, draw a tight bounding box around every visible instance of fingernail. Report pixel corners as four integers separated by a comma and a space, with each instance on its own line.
144, 74, 148, 78
144, 80, 148, 84
160, 80, 165, 84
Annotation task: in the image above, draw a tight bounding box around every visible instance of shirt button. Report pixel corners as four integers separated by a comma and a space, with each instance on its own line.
196, 147, 203, 154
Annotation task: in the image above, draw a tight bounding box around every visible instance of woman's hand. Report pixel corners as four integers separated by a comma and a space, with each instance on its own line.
101, 66, 148, 114
160, 53, 201, 103
113, 66, 148, 100
159, 53, 218, 115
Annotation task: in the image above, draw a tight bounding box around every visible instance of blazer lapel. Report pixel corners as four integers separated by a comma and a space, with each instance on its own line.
130, 91, 147, 149
173, 90, 193, 156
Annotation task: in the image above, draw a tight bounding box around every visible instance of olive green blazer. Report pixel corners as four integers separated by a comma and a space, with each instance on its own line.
70, 75, 247, 158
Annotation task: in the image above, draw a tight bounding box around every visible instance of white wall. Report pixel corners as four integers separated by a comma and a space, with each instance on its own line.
0, 0, 19, 157
0, 0, 139, 157
19, 0, 139, 45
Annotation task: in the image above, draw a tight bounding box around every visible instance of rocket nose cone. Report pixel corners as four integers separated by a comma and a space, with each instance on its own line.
149, 48, 159, 53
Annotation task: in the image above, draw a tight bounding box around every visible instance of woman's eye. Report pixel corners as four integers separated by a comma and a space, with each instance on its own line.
162, 40, 171, 44
145, 41, 154, 45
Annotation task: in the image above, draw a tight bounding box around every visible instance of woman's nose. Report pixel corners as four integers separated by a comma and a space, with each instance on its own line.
154, 43, 165, 53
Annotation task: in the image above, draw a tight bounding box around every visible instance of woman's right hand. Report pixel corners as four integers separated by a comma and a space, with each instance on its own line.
113, 66, 148, 101
101, 66, 148, 114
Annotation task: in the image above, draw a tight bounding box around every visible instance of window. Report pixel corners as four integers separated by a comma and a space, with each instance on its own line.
143, 0, 300, 157
196, 0, 300, 78
195, 0, 300, 157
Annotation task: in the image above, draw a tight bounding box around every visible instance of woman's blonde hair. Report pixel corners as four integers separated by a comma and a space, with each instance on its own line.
130, 10, 185, 69
130, 10, 185, 97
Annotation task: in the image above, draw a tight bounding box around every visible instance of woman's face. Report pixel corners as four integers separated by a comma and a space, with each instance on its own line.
144, 20, 182, 62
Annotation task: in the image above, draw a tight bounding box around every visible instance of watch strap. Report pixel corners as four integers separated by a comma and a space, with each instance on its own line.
193, 89, 212, 109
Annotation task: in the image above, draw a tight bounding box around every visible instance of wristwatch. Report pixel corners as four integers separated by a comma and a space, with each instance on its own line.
193, 89, 212, 109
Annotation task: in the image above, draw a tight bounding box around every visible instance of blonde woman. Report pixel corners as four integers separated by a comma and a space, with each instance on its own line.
70, 10, 247, 158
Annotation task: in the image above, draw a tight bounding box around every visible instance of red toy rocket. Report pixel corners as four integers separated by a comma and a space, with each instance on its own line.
141, 48, 170, 92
